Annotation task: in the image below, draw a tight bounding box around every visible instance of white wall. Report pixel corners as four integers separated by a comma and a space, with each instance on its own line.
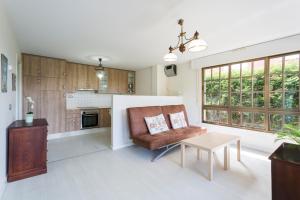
111, 95, 183, 150
135, 67, 153, 95
0, 1, 20, 198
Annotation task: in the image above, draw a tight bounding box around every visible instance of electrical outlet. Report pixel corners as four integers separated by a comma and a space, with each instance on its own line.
9, 104, 12, 111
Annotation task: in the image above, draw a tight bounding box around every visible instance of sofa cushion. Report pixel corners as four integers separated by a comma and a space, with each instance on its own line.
144, 114, 169, 135
161, 104, 189, 129
133, 126, 204, 150
127, 106, 163, 138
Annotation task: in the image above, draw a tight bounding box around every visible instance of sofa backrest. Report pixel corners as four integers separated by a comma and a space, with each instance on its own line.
127, 104, 189, 138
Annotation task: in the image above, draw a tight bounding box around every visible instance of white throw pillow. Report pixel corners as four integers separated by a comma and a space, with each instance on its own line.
144, 114, 169, 135
170, 111, 188, 129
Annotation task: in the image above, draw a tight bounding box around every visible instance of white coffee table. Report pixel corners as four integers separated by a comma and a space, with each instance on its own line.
180, 132, 241, 181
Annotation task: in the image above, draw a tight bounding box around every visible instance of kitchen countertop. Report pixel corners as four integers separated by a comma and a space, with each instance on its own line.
67, 107, 111, 110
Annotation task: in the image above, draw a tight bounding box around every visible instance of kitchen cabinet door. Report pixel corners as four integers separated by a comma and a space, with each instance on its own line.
87, 66, 99, 90
41, 77, 65, 91
41, 57, 66, 78
66, 63, 78, 93
118, 70, 128, 94
22, 54, 41, 77
23, 75, 41, 118
100, 108, 111, 127
41, 91, 66, 134
107, 68, 119, 93
77, 64, 88, 90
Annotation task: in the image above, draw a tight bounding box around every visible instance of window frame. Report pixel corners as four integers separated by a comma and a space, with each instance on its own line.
201, 51, 300, 133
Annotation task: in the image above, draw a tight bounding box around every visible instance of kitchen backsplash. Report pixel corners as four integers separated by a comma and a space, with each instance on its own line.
66, 92, 112, 109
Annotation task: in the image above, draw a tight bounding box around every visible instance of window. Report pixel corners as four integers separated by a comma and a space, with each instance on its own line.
202, 52, 300, 132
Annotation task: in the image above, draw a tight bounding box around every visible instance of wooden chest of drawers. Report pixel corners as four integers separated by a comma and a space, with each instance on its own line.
7, 119, 48, 182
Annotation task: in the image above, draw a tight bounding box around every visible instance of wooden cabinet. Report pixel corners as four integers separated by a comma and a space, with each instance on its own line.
7, 119, 48, 182
87, 65, 99, 90
99, 108, 111, 127
22, 54, 41, 77
66, 109, 81, 131
22, 54, 66, 134
66, 62, 78, 93
107, 68, 119, 93
41, 57, 65, 78
41, 91, 65, 134
118, 70, 128, 94
77, 64, 88, 90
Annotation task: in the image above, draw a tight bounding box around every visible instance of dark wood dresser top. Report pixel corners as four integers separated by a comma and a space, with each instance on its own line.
8, 119, 48, 129
269, 142, 300, 166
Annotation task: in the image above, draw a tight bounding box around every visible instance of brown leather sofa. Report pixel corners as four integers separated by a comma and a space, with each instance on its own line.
127, 104, 206, 160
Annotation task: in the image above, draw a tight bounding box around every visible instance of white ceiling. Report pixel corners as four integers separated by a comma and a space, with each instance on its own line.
3, 0, 300, 70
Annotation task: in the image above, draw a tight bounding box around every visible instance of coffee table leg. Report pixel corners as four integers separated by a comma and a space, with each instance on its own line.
224, 145, 231, 170
181, 144, 185, 168
208, 150, 213, 181
197, 148, 202, 160
237, 140, 241, 161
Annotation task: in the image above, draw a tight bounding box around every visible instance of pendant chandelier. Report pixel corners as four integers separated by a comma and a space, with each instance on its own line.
95, 58, 105, 79
164, 19, 207, 62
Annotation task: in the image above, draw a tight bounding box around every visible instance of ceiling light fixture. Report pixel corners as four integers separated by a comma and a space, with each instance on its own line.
164, 19, 207, 62
95, 58, 105, 79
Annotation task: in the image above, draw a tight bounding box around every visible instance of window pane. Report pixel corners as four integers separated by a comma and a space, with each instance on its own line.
242, 78, 252, 92
270, 57, 283, 74
211, 81, 220, 94
231, 64, 240, 78
231, 79, 240, 92
285, 54, 299, 74
270, 74, 283, 91
270, 114, 283, 130
285, 115, 299, 126
285, 92, 299, 109
220, 79, 228, 91
253, 60, 265, 77
231, 93, 240, 106
270, 92, 283, 108
204, 93, 211, 105
204, 81, 213, 93
242, 93, 252, 107
253, 92, 264, 107
253, 77, 264, 91
232, 112, 241, 126
220, 93, 228, 106
220, 66, 229, 79
211, 93, 219, 105
242, 62, 251, 77
219, 111, 228, 124
242, 112, 252, 127
204, 109, 218, 122
212, 68, 220, 80
253, 113, 265, 129
204, 69, 211, 81
284, 73, 299, 91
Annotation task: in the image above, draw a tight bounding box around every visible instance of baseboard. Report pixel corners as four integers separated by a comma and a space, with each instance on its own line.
111, 141, 134, 150
0, 176, 6, 200
47, 128, 111, 140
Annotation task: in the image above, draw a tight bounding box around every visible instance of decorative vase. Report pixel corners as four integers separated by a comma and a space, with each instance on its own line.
25, 113, 34, 124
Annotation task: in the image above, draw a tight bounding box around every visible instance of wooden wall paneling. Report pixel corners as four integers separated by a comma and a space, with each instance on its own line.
22, 54, 41, 77
87, 65, 99, 90
22, 75, 41, 118
118, 70, 128, 94
41, 91, 66, 134
77, 64, 88, 89
66, 62, 78, 92
40, 57, 66, 78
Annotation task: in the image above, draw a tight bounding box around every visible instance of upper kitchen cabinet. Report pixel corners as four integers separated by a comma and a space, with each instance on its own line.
22, 54, 41, 77
77, 64, 99, 91
106, 68, 119, 93
118, 70, 128, 94
66, 62, 78, 93
87, 65, 99, 90
40, 57, 66, 78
